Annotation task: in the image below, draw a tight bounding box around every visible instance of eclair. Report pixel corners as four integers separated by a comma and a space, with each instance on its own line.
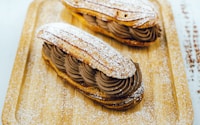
62, 0, 161, 47
37, 23, 144, 110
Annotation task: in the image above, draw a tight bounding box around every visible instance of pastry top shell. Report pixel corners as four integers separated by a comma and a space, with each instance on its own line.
37, 23, 136, 79
62, 0, 159, 27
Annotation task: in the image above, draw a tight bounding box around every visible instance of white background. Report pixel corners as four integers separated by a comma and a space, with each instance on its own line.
0, 0, 33, 124
0, 0, 199, 125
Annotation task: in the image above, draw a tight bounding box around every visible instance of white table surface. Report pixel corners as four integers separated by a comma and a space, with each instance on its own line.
0, 1, 33, 125
0, 0, 199, 125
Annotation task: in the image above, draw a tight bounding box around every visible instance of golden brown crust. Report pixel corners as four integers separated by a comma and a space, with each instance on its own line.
62, 0, 159, 27
42, 50, 144, 110
2, 0, 194, 124
71, 12, 156, 47
37, 23, 144, 110
37, 23, 136, 79
62, 0, 160, 47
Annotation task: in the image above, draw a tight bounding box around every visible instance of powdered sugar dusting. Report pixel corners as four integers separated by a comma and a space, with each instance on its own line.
37, 22, 136, 79
63, 0, 158, 27
3, 0, 193, 124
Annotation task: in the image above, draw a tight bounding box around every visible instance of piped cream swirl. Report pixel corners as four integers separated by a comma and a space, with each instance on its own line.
50, 45, 66, 72
43, 42, 142, 98
82, 13, 161, 42
64, 55, 84, 83
79, 63, 97, 86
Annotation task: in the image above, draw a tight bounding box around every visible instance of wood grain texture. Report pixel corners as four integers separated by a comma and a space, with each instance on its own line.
2, 0, 193, 124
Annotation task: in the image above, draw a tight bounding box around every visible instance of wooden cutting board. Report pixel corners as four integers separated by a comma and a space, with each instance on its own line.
2, 0, 193, 124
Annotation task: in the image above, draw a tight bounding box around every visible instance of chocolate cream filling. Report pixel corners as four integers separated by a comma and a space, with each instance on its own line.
82, 13, 161, 42
43, 42, 142, 98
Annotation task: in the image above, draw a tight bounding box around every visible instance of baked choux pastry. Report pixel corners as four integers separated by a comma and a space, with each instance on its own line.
37, 23, 144, 110
62, 0, 161, 46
